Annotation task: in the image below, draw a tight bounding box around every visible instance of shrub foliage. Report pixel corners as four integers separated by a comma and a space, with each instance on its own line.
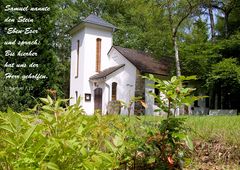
0, 75, 198, 169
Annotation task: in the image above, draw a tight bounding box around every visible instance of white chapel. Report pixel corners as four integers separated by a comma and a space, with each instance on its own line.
68, 14, 170, 115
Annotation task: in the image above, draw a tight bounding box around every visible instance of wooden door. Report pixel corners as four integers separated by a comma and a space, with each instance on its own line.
94, 88, 102, 112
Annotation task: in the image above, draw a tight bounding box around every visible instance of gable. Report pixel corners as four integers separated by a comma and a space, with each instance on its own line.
108, 47, 138, 73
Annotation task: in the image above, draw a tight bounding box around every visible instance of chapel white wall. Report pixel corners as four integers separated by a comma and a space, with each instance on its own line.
69, 29, 85, 106
70, 25, 113, 115
106, 49, 137, 115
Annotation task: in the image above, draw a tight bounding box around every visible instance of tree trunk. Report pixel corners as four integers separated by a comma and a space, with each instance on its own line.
211, 3, 233, 38
217, 83, 222, 109
173, 35, 181, 77
209, 85, 215, 110
173, 33, 181, 115
208, 3, 215, 40
224, 12, 229, 37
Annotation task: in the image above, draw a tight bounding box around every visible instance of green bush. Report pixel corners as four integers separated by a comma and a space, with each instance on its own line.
1, 74, 199, 169
0, 97, 122, 169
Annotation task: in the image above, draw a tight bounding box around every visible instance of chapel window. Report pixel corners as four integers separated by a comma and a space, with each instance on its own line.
96, 38, 101, 72
112, 82, 117, 100
75, 40, 80, 78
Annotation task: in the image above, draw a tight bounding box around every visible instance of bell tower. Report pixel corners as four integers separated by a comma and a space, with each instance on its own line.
68, 14, 116, 114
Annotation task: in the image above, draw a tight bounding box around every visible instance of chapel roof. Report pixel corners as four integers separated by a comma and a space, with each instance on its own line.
90, 64, 125, 80
68, 14, 116, 35
83, 14, 116, 29
111, 46, 171, 76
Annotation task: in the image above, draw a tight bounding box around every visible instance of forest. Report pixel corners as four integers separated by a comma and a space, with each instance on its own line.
0, 0, 240, 112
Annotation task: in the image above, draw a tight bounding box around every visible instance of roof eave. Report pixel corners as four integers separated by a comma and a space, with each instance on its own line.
67, 22, 84, 35
89, 64, 125, 81
84, 21, 117, 31
68, 22, 117, 36
141, 71, 169, 76
89, 77, 106, 82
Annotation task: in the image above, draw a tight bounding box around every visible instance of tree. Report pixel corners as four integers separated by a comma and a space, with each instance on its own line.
103, 0, 173, 58
180, 15, 240, 111
0, 0, 62, 111
212, 0, 239, 37
156, 0, 200, 76
208, 1, 216, 40
207, 58, 240, 109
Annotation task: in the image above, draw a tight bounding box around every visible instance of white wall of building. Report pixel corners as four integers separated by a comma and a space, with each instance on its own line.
144, 79, 169, 116
82, 25, 113, 114
69, 29, 85, 106
106, 48, 137, 115
70, 23, 160, 116
144, 79, 155, 115
70, 24, 113, 115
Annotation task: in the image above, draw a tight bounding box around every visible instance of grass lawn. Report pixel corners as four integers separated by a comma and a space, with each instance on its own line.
185, 115, 240, 146
139, 115, 240, 169
184, 116, 240, 169
140, 115, 240, 146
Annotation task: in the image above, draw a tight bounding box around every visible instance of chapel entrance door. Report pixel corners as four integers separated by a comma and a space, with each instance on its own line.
94, 88, 102, 113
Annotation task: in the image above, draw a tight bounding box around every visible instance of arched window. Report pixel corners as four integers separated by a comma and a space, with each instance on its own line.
96, 38, 101, 72
75, 91, 78, 102
112, 82, 117, 100
75, 40, 80, 78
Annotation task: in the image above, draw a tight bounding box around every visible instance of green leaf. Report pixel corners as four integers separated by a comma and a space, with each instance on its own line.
5, 108, 21, 130
92, 155, 103, 165
77, 125, 84, 135
76, 97, 81, 106
147, 157, 156, 164
1, 137, 16, 146
98, 152, 114, 162
83, 160, 95, 170
113, 135, 123, 147
22, 125, 37, 147
80, 147, 88, 157
0, 151, 6, 158
163, 80, 169, 85
180, 88, 189, 94
185, 75, 197, 80
0, 124, 14, 133
149, 74, 154, 80
170, 94, 177, 99
184, 157, 192, 166
41, 146, 54, 162
42, 105, 54, 112
42, 162, 60, 170
185, 135, 193, 150
105, 140, 117, 153
47, 95, 53, 105
40, 98, 50, 105
171, 76, 177, 82
172, 132, 186, 140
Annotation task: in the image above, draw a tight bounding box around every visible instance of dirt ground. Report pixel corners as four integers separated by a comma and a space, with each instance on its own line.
185, 140, 240, 170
